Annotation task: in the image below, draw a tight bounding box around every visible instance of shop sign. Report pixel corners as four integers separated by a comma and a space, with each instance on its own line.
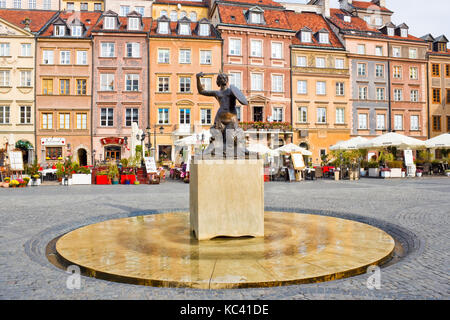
100, 137, 125, 146
41, 138, 66, 146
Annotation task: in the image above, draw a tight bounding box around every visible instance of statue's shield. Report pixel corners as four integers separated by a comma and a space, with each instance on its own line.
230, 84, 248, 105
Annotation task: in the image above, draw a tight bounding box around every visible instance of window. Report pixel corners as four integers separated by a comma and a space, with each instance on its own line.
43, 0, 50, 9
376, 114, 386, 130
0, 43, 10, 56
250, 40, 262, 57
59, 79, 70, 95
125, 108, 139, 126
43, 50, 54, 64
158, 77, 170, 92
336, 108, 345, 124
76, 113, 87, 130
375, 17, 382, 26
100, 74, 114, 91
126, 43, 140, 58
201, 109, 211, 125
42, 78, 53, 94
359, 87, 367, 100
120, 5, 130, 17
297, 80, 307, 94
229, 72, 241, 89
80, 2, 87, 11
411, 90, 419, 102
447, 89, 450, 103
317, 108, 326, 124
363, 16, 370, 24
393, 47, 401, 57
316, 57, 325, 68
236, 106, 241, 121
59, 113, 70, 129
272, 75, 283, 93
394, 115, 403, 130
190, 12, 198, 22
409, 48, 417, 59
319, 33, 329, 44
335, 58, 344, 69
0, 0, 5, 7
447, 116, 450, 132
20, 106, 31, 124
335, 82, 345, 96
316, 81, 326, 95
179, 49, 191, 64
135, 7, 145, 16
271, 42, 282, 59
344, 16, 351, 23
60, 51, 70, 64
410, 115, 419, 131
200, 50, 212, 64
393, 66, 402, 79
158, 108, 169, 124
71, 26, 82, 37
394, 89, 403, 101
375, 64, 384, 77
409, 67, 418, 80
46, 147, 62, 160
170, 11, 178, 21
101, 108, 114, 127
297, 56, 306, 67
200, 77, 212, 90
432, 88, 441, 103
199, 23, 210, 36
375, 46, 383, 56
0, 70, 9, 86
229, 39, 241, 56
298, 107, 307, 123
179, 108, 190, 124
446, 65, 450, 77
432, 116, 441, 131
101, 43, 115, 57
179, 77, 191, 93
42, 113, 53, 129
301, 31, 311, 43
357, 63, 366, 76
431, 64, 440, 77
401, 29, 408, 38
104, 17, 116, 30
94, 3, 102, 11
160, 10, 168, 18
179, 23, 190, 35
387, 28, 394, 37
76, 79, 87, 95
28, 0, 36, 8
376, 87, 385, 100
251, 73, 263, 91
158, 49, 170, 63
272, 107, 283, 122
20, 71, 31, 87
357, 44, 365, 55
358, 114, 368, 130
54, 25, 65, 36
250, 12, 263, 24
158, 21, 169, 34
125, 74, 139, 91
0, 105, 9, 124
21, 43, 31, 56
75, 51, 87, 65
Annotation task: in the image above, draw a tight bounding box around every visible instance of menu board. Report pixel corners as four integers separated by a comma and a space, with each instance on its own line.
144, 157, 157, 173
8, 151, 23, 171
404, 149, 414, 166
291, 152, 305, 170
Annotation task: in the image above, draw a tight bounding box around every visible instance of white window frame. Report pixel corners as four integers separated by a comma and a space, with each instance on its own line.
394, 114, 403, 130
125, 74, 139, 92
319, 32, 329, 44
199, 23, 210, 36
316, 81, 326, 95
393, 47, 401, 57
298, 106, 307, 123
179, 49, 191, 64
0, 70, 10, 86
250, 39, 263, 57
376, 114, 386, 130
20, 106, 31, 124
76, 113, 87, 130
200, 50, 212, 65
410, 90, 419, 102
158, 49, 170, 64
297, 56, 306, 67
271, 42, 282, 59
229, 72, 242, 89
394, 89, 403, 101
201, 108, 212, 125
251, 73, 263, 91
125, 108, 139, 126
357, 44, 365, 55
410, 115, 419, 131
297, 80, 307, 94
21, 43, 31, 56
60, 51, 70, 65
317, 108, 327, 124
376, 87, 385, 100
104, 17, 116, 30
20, 70, 31, 87
0, 43, 10, 56
272, 107, 283, 122
100, 108, 114, 127
336, 108, 345, 124
335, 58, 344, 69
0, 105, 10, 124
126, 42, 140, 58
43, 50, 54, 64
301, 31, 311, 43
358, 114, 368, 130
101, 42, 115, 57
229, 38, 241, 56
271, 74, 283, 93
100, 73, 115, 91
71, 26, 82, 37
336, 82, 344, 96
158, 108, 169, 124
76, 50, 87, 65
316, 57, 325, 68
128, 18, 140, 31
158, 21, 169, 34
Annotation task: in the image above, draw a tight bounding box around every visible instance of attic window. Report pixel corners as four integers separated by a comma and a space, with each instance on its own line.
199, 23, 210, 37
179, 23, 190, 36
344, 16, 351, 23
128, 17, 140, 31
401, 29, 408, 37
104, 16, 116, 30
54, 25, 65, 36
301, 31, 311, 43
319, 32, 329, 44
71, 26, 82, 37
387, 27, 394, 36
158, 21, 169, 34
250, 12, 263, 24
230, 16, 236, 21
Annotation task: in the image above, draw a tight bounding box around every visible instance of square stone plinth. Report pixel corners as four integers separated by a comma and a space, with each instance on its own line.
190, 159, 264, 240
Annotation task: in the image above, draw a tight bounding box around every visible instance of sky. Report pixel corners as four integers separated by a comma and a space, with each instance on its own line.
281, 0, 450, 40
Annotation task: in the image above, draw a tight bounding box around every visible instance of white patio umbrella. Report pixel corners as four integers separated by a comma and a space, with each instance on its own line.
358, 132, 426, 150
247, 143, 277, 155
329, 136, 369, 151
174, 130, 211, 147
275, 143, 312, 156
425, 133, 450, 149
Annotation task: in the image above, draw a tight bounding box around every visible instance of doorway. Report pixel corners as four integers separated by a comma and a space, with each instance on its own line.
253, 107, 263, 122
105, 146, 121, 162
78, 148, 88, 166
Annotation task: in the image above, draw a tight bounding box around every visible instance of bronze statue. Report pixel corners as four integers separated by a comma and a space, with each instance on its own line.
196, 72, 249, 158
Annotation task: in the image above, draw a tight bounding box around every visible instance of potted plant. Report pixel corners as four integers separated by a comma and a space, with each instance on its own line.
23, 177, 30, 186
368, 161, 380, 177
108, 162, 119, 185
416, 169, 423, 177
56, 162, 64, 182
9, 180, 19, 188
95, 170, 110, 185
72, 164, 92, 185
380, 167, 391, 178
445, 169, 450, 177
31, 174, 41, 186
360, 160, 369, 177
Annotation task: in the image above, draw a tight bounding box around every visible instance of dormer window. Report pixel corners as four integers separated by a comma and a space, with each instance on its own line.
71, 26, 82, 37
344, 16, 351, 23
300, 28, 312, 43
128, 17, 140, 31
401, 29, 408, 37
158, 21, 169, 34
54, 25, 65, 36
250, 12, 263, 24
179, 23, 190, 36
387, 27, 394, 36
104, 16, 116, 30
318, 29, 329, 44
199, 23, 210, 37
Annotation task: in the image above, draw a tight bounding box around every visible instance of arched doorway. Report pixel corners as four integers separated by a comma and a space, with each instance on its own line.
77, 148, 88, 166
15, 140, 33, 164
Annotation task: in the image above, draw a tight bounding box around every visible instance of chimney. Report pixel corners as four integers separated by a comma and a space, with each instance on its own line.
372, 0, 386, 8
23, 18, 31, 32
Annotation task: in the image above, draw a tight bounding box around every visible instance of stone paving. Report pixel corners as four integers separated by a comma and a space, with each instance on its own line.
0, 177, 449, 300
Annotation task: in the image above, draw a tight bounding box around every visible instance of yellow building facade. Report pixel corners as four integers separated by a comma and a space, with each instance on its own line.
61, 0, 104, 12
152, 1, 208, 22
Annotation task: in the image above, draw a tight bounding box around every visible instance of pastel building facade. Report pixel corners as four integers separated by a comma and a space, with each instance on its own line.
104, 0, 151, 17
61, 0, 104, 12
0, 0, 59, 10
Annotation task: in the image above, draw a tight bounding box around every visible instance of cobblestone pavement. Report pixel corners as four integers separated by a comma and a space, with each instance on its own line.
0, 178, 449, 300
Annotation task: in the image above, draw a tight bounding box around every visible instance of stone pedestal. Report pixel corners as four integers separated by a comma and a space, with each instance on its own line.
190, 159, 264, 240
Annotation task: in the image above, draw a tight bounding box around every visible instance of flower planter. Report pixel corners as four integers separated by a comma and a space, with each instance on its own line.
72, 174, 92, 185
416, 172, 422, 177
369, 168, 380, 177
112, 180, 119, 185
446, 172, 450, 177
120, 175, 136, 185
390, 168, 402, 178
360, 169, 367, 177
381, 170, 391, 178
96, 175, 111, 185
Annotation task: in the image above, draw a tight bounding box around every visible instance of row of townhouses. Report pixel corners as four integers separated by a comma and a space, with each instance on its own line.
0, 0, 448, 165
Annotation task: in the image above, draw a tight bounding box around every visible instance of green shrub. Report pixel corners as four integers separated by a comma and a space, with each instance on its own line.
368, 161, 379, 168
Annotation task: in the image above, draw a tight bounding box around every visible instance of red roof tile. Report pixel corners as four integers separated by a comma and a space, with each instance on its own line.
40, 11, 102, 37
286, 11, 343, 49
148, 18, 221, 39
351, 1, 392, 13
329, 8, 379, 33
0, 9, 57, 33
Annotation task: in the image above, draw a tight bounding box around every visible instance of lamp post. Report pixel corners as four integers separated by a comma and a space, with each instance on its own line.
92, 149, 96, 167
146, 125, 165, 159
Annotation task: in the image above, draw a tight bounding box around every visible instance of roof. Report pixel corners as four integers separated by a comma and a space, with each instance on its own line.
434, 35, 449, 43
39, 11, 102, 37
217, 0, 284, 8
217, 3, 291, 30
148, 18, 221, 39
0, 9, 58, 33
92, 15, 152, 33
421, 34, 435, 42
286, 11, 344, 49
351, 0, 393, 13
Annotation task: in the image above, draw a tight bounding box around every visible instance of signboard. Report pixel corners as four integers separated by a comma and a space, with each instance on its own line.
41, 137, 65, 146
100, 137, 124, 146
8, 151, 23, 171
144, 157, 157, 173
291, 152, 305, 170
404, 149, 414, 166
